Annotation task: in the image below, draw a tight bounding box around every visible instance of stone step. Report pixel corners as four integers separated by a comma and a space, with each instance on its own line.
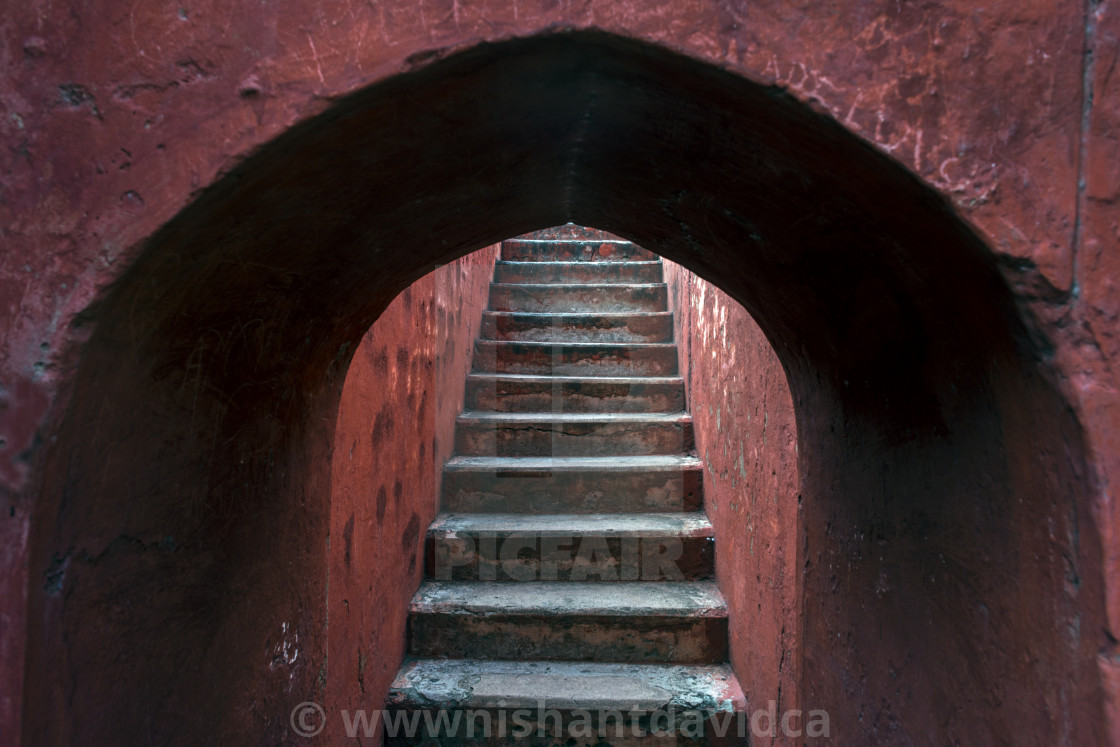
501, 239, 657, 262
481, 311, 674, 343
494, 260, 663, 284
408, 581, 728, 664
385, 658, 748, 745
465, 374, 686, 413
490, 283, 668, 314
454, 412, 695, 457
426, 512, 714, 582
472, 340, 678, 377
518, 224, 626, 241
441, 455, 704, 513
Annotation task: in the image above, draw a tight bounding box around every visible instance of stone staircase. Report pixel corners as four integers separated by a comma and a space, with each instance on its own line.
385, 226, 747, 745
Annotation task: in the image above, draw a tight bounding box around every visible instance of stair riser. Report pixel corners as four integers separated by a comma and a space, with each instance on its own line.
481, 313, 673, 343
427, 534, 714, 582
502, 240, 656, 262
455, 421, 695, 457
494, 262, 663, 284
490, 285, 667, 313
386, 658, 749, 746
473, 343, 678, 377
382, 708, 746, 745
520, 225, 623, 241
442, 469, 703, 513
409, 614, 728, 664
466, 379, 685, 413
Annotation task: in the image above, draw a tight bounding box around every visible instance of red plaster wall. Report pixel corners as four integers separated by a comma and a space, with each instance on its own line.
1, 3, 1117, 744
665, 261, 801, 742
325, 246, 497, 744
1081, 6, 1120, 719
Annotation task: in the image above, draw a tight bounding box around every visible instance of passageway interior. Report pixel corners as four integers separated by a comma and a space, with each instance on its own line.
23, 30, 1104, 745
379, 225, 749, 741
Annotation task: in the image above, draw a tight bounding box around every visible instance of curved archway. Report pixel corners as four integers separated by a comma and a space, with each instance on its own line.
25, 30, 1103, 744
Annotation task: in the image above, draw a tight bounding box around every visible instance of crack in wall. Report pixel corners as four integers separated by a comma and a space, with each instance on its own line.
1072, 0, 1103, 300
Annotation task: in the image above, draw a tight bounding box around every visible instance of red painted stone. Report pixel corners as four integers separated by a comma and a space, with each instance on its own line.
323, 247, 497, 744
0, 6, 1113, 744
664, 261, 801, 740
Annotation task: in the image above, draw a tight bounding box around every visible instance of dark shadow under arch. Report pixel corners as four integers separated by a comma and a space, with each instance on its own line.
25, 29, 1104, 744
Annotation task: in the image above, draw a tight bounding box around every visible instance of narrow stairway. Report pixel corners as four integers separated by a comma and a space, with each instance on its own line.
386, 225, 747, 744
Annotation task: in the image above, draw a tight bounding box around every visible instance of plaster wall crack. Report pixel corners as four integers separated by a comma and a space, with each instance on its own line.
1073, 0, 1103, 300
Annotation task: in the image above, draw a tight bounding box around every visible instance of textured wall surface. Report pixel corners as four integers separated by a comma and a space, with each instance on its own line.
665, 261, 800, 743
1, 2, 1117, 744
325, 247, 497, 744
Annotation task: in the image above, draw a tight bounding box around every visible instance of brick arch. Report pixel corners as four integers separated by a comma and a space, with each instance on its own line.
25, 31, 1103, 744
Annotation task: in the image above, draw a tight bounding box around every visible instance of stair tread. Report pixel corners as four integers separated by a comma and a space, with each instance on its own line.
510, 238, 638, 243
489, 283, 668, 314
496, 260, 661, 266
516, 226, 625, 241
505, 242, 640, 249
472, 340, 679, 377
468, 372, 684, 384
494, 261, 662, 283
491, 283, 666, 290
501, 238, 657, 263
482, 310, 672, 318
411, 580, 727, 617
445, 454, 702, 470
429, 511, 713, 536
388, 658, 746, 712
458, 411, 691, 423
476, 339, 675, 349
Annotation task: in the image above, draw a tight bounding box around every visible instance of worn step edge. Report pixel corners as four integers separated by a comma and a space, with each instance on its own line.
440, 455, 704, 514
488, 284, 669, 313
467, 373, 684, 385
482, 310, 672, 318
425, 513, 715, 582
508, 239, 638, 244
494, 260, 663, 270
465, 375, 686, 412
410, 580, 726, 617
474, 340, 677, 351
496, 259, 661, 266
481, 310, 674, 324
494, 262, 663, 284
481, 310, 673, 323
514, 225, 626, 241
471, 340, 680, 370
387, 658, 747, 713
500, 246, 657, 263
408, 584, 729, 663
443, 454, 703, 472
429, 512, 712, 537
457, 411, 692, 425
471, 341, 680, 375
480, 313, 673, 343
491, 283, 667, 291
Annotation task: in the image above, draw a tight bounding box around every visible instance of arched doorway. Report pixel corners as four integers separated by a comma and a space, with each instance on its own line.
24, 31, 1103, 744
